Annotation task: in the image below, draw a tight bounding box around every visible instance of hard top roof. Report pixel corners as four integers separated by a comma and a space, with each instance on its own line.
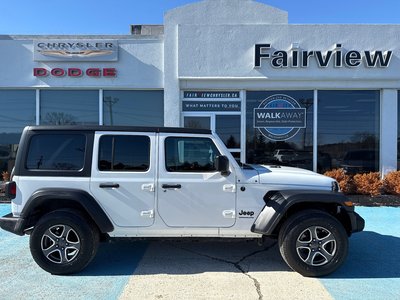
24, 125, 212, 134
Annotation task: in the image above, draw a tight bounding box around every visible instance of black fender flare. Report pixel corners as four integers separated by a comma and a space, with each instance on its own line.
20, 188, 114, 233
251, 190, 364, 236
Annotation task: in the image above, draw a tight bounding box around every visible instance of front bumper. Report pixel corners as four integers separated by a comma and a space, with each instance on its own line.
0, 213, 26, 236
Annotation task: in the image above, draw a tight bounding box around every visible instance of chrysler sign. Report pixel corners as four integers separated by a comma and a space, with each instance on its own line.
34, 40, 118, 61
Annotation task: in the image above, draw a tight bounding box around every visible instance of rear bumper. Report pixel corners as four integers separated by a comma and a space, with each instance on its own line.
0, 213, 26, 236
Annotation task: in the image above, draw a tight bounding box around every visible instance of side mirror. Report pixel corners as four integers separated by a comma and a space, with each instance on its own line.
215, 155, 230, 176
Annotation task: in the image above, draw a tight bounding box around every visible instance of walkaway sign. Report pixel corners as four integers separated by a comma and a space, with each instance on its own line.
254, 94, 306, 141
254, 108, 306, 128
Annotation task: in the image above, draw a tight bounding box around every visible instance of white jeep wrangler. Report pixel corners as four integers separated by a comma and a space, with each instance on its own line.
0, 126, 364, 276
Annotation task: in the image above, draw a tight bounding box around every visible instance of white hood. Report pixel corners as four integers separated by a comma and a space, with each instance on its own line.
242, 164, 335, 191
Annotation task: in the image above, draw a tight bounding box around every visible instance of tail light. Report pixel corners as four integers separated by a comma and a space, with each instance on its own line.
5, 181, 16, 199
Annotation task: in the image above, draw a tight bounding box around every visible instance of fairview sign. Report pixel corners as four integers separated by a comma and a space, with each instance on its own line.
254, 44, 393, 69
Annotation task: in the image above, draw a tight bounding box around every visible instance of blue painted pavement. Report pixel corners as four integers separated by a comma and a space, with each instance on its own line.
2, 204, 400, 300
0, 204, 148, 300
320, 207, 400, 300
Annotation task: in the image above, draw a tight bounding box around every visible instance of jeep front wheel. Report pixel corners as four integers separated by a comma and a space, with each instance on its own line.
30, 210, 99, 275
278, 210, 348, 277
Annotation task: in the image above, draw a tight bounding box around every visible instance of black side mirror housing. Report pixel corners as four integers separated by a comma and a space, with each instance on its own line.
215, 155, 230, 176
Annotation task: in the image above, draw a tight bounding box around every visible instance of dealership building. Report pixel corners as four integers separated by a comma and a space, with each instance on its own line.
1, 0, 399, 176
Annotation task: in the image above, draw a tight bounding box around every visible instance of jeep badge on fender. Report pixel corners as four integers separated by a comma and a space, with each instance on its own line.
238, 210, 255, 217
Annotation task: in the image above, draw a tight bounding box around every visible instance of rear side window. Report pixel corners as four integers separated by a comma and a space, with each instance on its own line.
98, 135, 150, 172
26, 134, 86, 170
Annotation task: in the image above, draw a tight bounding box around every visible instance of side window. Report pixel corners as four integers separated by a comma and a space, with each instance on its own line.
98, 135, 150, 172
26, 134, 86, 170
165, 137, 221, 172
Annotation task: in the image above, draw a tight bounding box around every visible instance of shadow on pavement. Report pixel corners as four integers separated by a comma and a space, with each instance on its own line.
77, 231, 400, 278
77, 239, 291, 276
328, 231, 400, 279
78, 240, 148, 276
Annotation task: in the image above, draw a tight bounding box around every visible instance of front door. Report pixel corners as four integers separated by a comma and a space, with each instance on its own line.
90, 132, 156, 227
157, 133, 236, 228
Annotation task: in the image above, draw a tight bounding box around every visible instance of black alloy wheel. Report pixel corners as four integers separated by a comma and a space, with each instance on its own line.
278, 210, 348, 277
30, 210, 99, 275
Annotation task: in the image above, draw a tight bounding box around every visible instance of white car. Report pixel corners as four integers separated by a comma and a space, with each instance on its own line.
0, 126, 364, 276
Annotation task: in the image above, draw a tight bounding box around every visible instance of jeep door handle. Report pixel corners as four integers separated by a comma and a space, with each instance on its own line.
162, 184, 182, 189
99, 183, 120, 189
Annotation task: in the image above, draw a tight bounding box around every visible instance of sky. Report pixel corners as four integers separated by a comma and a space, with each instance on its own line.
0, 0, 400, 35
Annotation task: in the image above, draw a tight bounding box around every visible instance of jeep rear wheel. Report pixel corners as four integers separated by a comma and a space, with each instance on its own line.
278, 210, 348, 277
30, 210, 99, 275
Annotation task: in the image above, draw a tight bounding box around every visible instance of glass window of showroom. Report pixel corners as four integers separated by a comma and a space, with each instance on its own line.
0, 90, 36, 177
246, 90, 380, 174
0, 89, 163, 179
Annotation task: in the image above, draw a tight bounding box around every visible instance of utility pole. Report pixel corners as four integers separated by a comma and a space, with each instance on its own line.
103, 96, 119, 125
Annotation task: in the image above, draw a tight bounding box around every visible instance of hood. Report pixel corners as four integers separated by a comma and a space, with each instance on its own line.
242, 164, 335, 191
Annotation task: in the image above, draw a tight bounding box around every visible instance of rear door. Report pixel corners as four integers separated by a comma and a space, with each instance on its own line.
90, 132, 156, 227
157, 134, 236, 228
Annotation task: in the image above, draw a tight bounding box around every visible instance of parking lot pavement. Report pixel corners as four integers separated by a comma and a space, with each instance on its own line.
119, 240, 331, 300
320, 207, 400, 300
0, 204, 148, 300
1, 204, 399, 300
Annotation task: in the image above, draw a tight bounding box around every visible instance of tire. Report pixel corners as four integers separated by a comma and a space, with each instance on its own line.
278, 210, 348, 277
30, 210, 99, 275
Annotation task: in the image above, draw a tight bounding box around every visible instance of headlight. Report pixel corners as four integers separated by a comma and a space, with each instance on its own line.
331, 181, 340, 192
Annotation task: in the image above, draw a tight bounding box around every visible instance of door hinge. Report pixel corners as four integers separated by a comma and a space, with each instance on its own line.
223, 184, 236, 193
140, 210, 154, 218
141, 183, 155, 192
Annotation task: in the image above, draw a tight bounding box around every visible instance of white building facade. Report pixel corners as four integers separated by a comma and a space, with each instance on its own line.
1, 0, 399, 176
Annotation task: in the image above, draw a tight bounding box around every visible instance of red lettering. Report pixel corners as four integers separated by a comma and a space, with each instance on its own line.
103, 68, 116, 77
68, 68, 83, 77
32, 67, 117, 78
86, 68, 101, 77
51, 68, 65, 77
33, 68, 48, 77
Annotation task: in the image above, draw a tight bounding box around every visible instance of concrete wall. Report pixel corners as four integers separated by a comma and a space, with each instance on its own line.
0, 36, 164, 89
164, 0, 288, 127
177, 24, 400, 81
